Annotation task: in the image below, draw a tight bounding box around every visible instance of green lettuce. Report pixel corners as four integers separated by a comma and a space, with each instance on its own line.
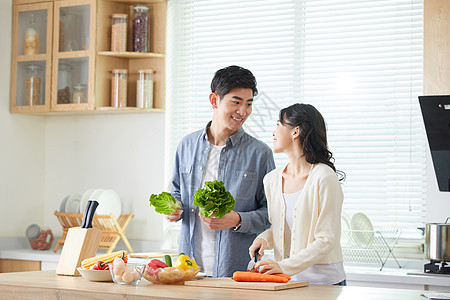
193, 180, 235, 218
149, 192, 180, 215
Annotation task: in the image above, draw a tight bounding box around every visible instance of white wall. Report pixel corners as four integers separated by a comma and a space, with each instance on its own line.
0, 0, 448, 244
42, 113, 166, 241
0, 0, 167, 243
0, 0, 46, 237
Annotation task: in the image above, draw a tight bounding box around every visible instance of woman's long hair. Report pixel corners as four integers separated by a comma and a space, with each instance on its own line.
279, 103, 345, 181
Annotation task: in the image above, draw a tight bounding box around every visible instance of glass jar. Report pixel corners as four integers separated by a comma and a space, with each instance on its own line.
25, 14, 39, 55
111, 69, 127, 107
111, 14, 127, 52
72, 84, 87, 104
132, 5, 149, 52
25, 64, 42, 106
136, 69, 153, 109
57, 63, 72, 104
26, 224, 54, 250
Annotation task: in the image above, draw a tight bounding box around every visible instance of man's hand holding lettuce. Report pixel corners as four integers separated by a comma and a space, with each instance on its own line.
149, 192, 182, 215
193, 180, 235, 218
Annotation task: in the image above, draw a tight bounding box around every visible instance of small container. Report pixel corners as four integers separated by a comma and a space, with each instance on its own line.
26, 224, 54, 250
111, 69, 127, 107
25, 64, 42, 106
72, 84, 87, 104
111, 14, 127, 52
109, 262, 145, 285
132, 5, 149, 52
57, 63, 72, 104
136, 69, 153, 109
25, 14, 39, 55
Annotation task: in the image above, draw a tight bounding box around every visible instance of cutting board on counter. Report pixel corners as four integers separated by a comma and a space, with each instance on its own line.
129, 252, 178, 259
184, 277, 308, 291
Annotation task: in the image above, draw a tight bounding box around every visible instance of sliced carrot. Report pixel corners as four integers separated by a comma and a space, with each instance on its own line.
232, 271, 289, 283
272, 273, 291, 281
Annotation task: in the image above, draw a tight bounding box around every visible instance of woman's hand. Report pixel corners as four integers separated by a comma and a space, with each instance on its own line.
249, 238, 267, 260
165, 201, 182, 222
254, 259, 283, 275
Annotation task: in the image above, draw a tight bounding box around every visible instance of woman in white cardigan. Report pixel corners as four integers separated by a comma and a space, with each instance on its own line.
249, 103, 346, 285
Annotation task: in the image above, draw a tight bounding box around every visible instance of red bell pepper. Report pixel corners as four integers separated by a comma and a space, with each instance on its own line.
90, 260, 109, 270
147, 259, 168, 270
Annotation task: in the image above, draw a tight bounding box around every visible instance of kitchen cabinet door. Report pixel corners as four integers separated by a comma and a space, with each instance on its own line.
10, 2, 53, 113
51, 0, 96, 112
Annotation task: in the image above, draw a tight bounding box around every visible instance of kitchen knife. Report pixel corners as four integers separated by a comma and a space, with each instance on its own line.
85, 200, 99, 229
81, 201, 92, 228
247, 248, 260, 271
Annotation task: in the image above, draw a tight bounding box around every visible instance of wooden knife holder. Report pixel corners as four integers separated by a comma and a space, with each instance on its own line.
56, 227, 102, 276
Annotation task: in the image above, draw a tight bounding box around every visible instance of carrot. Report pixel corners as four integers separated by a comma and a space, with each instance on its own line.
272, 273, 291, 281
232, 271, 289, 283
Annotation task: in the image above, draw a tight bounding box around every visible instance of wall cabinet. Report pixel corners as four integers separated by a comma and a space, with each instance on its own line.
10, 0, 166, 114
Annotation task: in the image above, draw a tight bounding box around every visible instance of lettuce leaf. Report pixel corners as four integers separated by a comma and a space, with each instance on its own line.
149, 192, 180, 215
193, 180, 235, 218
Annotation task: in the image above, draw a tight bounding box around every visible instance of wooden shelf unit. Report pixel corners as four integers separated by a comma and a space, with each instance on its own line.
10, 0, 166, 114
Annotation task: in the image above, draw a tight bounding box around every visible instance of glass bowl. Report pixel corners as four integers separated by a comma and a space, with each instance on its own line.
108, 263, 146, 286
143, 266, 200, 284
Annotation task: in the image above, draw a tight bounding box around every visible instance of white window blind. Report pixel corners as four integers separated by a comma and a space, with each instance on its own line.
165, 0, 425, 248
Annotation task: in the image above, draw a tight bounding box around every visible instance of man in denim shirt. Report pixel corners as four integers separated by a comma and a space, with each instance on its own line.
166, 66, 275, 277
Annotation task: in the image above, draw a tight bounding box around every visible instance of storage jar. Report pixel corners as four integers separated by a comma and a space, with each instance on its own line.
57, 63, 72, 104
111, 69, 127, 107
72, 84, 87, 104
111, 13, 127, 52
132, 5, 149, 52
136, 69, 153, 109
25, 64, 42, 106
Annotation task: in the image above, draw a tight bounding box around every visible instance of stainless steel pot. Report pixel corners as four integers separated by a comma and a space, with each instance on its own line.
425, 217, 450, 261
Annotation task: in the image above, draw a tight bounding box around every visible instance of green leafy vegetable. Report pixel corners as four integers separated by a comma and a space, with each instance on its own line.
149, 192, 180, 215
193, 180, 235, 218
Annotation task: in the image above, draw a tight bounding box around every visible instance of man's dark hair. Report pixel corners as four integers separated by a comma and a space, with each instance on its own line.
210, 65, 258, 98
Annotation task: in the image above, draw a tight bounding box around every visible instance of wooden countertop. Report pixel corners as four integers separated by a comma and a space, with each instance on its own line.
0, 270, 428, 300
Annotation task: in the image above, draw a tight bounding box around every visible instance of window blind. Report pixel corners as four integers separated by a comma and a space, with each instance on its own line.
164, 0, 425, 249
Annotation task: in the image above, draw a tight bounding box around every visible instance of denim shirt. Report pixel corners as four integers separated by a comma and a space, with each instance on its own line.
170, 122, 275, 277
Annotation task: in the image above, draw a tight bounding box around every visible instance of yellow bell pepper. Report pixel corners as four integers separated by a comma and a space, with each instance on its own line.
173, 254, 198, 270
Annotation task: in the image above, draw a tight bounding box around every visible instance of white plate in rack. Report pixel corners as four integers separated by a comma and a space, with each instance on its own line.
79, 188, 95, 214
65, 194, 82, 213
96, 189, 121, 219
59, 195, 70, 212
351, 212, 374, 246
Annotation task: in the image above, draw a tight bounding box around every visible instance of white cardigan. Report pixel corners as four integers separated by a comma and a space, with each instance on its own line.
258, 163, 344, 276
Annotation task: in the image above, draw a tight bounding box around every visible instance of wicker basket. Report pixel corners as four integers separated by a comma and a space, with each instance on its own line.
53, 211, 134, 254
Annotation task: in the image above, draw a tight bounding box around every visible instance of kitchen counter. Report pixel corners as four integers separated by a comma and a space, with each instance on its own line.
0, 270, 431, 300
2, 247, 450, 292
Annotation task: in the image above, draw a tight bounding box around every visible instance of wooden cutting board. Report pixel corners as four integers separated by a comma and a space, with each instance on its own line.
129, 252, 177, 259
184, 277, 308, 291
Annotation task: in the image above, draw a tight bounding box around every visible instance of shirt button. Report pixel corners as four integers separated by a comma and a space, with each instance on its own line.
244, 173, 247, 177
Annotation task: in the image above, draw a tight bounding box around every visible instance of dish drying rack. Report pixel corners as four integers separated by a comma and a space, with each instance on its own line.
341, 229, 401, 270
53, 211, 134, 254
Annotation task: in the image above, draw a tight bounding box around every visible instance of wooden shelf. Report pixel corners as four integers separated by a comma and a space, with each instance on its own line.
98, 51, 165, 59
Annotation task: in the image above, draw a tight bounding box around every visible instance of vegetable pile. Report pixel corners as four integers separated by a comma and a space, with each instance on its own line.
193, 180, 235, 218
144, 253, 200, 284
81, 250, 128, 269
149, 192, 181, 215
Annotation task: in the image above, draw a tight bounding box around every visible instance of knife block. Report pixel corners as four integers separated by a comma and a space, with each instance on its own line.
56, 227, 102, 276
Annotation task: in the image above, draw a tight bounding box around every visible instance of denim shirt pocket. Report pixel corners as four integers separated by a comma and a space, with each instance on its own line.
180, 164, 193, 186
233, 170, 256, 200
